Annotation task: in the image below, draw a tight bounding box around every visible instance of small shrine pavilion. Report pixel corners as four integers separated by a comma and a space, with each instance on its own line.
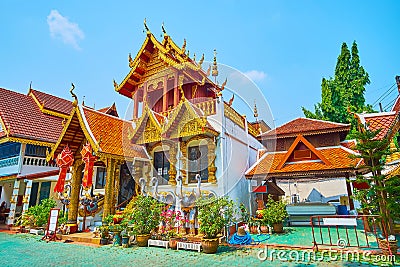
246, 118, 364, 210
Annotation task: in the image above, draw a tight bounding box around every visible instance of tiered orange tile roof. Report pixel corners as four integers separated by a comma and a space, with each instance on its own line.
0, 87, 64, 144
260, 118, 350, 139
29, 89, 73, 115
246, 146, 363, 178
357, 112, 398, 140
82, 107, 148, 159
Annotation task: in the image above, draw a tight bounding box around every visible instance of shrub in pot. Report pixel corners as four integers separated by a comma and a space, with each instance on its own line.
263, 196, 288, 233
124, 195, 163, 247
99, 225, 110, 245
196, 196, 235, 254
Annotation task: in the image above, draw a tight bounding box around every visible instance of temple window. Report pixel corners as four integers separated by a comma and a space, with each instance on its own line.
0, 142, 21, 160
188, 145, 208, 183
25, 144, 49, 158
153, 151, 170, 185
95, 167, 107, 189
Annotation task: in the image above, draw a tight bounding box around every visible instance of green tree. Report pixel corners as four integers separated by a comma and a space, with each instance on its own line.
351, 125, 397, 237
302, 41, 374, 137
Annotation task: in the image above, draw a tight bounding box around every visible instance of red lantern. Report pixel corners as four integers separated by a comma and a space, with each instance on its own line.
81, 143, 96, 189
55, 146, 74, 193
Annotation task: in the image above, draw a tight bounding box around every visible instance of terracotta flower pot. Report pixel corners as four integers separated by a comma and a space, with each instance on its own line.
250, 226, 259, 234
272, 223, 283, 233
378, 238, 398, 255
169, 238, 179, 249
260, 225, 269, 234
136, 234, 151, 247
202, 238, 219, 254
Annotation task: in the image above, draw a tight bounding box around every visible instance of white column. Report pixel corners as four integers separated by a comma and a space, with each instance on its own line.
22, 179, 33, 213
7, 179, 21, 225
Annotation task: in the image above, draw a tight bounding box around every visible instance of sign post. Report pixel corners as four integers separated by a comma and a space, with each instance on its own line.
42, 208, 61, 242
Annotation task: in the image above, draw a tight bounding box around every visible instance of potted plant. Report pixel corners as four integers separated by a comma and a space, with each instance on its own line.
99, 225, 110, 245
239, 203, 250, 225
263, 196, 288, 233
160, 209, 186, 249
124, 195, 163, 247
248, 217, 261, 234
196, 196, 235, 254
256, 209, 269, 233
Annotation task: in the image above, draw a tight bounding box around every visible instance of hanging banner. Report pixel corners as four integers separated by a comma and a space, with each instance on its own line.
55, 146, 74, 193
81, 143, 96, 189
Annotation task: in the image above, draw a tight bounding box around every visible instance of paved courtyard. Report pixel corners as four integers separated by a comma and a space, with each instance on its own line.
0, 233, 396, 266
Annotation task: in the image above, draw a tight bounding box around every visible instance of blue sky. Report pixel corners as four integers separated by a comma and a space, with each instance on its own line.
1, 1, 399, 126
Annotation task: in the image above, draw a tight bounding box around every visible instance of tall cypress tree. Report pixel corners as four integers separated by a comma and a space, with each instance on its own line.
302, 41, 373, 137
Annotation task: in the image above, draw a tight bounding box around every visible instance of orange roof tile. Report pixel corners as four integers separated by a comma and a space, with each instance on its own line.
82, 107, 147, 159
260, 118, 350, 139
0, 87, 64, 143
29, 89, 73, 115
357, 112, 397, 140
246, 146, 362, 178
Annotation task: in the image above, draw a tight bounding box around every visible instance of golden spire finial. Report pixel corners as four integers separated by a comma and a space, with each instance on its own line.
254, 100, 259, 118
69, 83, 78, 106
181, 39, 186, 54
128, 53, 133, 67
221, 78, 227, 91
198, 54, 204, 67
193, 53, 196, 62
161, 22, 167, 36
113, 79, 118, 90
212, 49, 218, 77
144, 18, 150, 33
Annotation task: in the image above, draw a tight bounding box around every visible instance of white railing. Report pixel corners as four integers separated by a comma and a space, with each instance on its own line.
23, 156, 56, 167
0, 156, 19, 168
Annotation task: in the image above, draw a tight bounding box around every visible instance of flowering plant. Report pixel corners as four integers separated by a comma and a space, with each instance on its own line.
160, 209, 187, 238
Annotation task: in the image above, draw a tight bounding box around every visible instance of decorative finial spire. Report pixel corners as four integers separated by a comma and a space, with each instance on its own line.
221, 78, 227, 91
29, 81, 32, 90
186, 50, 190, 57
113, 79, 118, 90
69, 83, 78, 106
228, 94, 235, 106
181, 39, 186, 54
198, 54, 204, 67
144, 18, 150, 33
82, 95, 85, 106
212, 49, 218, 78
128, 53, 134, 67
193, 53, 196, 62
254, 100, 259, 118
161, 22, 167, 35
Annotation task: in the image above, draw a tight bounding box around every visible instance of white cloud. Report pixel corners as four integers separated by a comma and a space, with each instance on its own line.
47, 10, 84, 50
244, 70, 267, 82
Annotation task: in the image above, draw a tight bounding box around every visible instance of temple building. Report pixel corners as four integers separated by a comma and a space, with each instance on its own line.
47, 24, 265, 232
0, 88, 72, 224
246, 118, 364, 210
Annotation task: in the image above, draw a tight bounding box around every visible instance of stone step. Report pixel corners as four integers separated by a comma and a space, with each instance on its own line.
61, 233, 100, 245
